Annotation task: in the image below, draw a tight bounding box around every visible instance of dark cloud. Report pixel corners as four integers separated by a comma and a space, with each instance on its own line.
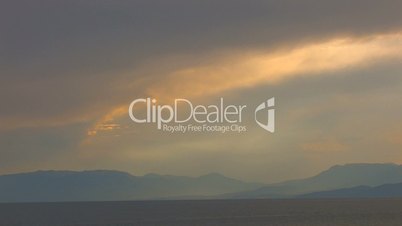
2, 0, 402, 77
0, 122, 87, 173
2, 0, 402, 120
1, 0, 402, 180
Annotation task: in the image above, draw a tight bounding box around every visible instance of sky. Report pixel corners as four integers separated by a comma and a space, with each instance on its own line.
1, 0, 402, 183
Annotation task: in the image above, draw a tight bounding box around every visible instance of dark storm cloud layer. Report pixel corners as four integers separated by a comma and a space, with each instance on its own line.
1, 0, 402, 180
2, 0, 402, 125
3, 0, 402, 71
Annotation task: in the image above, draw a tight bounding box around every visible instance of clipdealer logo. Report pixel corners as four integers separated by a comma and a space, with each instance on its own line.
128, 98, 275, 133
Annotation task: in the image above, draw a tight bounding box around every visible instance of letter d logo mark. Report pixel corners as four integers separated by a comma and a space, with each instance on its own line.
255, 98, 275, 133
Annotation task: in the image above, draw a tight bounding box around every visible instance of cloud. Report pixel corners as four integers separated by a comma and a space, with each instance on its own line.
86, 32, 402, 138
301, 139, 349, 153
2, 0, 402, 181
2, 0, 402, 130
147, 33, 402, 100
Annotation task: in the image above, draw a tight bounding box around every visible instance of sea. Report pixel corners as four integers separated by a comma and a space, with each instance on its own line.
1, 199, 402, 226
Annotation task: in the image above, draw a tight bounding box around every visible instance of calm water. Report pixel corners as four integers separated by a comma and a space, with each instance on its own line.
1, 199, 402, 226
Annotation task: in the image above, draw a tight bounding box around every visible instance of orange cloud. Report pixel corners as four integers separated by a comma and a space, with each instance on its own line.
385, 130, 402, 146
147, 32, 402, 101
301, 139, 349, 153
85, 32, 402, 140
86, 105, 127, 138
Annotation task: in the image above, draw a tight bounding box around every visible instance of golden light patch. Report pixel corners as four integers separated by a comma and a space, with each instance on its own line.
86, 105, 127, 138
85, 32, 402, 140
301, 139, 349, 153
147, 32, 402, 101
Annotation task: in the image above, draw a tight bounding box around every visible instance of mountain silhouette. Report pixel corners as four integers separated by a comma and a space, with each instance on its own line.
2, 163, 402, 202
224, 163, 402, 198
299, 182, 402, 198
0, 170, 263, 202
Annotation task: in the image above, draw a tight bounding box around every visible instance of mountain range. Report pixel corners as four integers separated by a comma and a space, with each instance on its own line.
224, 163, 402, 198
299, 182, 402, 198
0, 170, 262, 202
1, 163, 402, 202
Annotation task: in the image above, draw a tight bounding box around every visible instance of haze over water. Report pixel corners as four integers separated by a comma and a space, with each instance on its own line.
1, 199, 402, 226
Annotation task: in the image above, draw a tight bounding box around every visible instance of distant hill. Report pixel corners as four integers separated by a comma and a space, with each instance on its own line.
224, 163, 402, 198
299, 182, 402, 198
0, 170, 263, 202
3, 163, 402, 202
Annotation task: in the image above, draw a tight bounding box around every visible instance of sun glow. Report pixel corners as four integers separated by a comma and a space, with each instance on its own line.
148, 33, 402, 100
86, 32, 402, 138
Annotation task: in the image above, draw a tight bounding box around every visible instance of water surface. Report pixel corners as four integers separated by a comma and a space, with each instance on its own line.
1, 199, 402, 226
